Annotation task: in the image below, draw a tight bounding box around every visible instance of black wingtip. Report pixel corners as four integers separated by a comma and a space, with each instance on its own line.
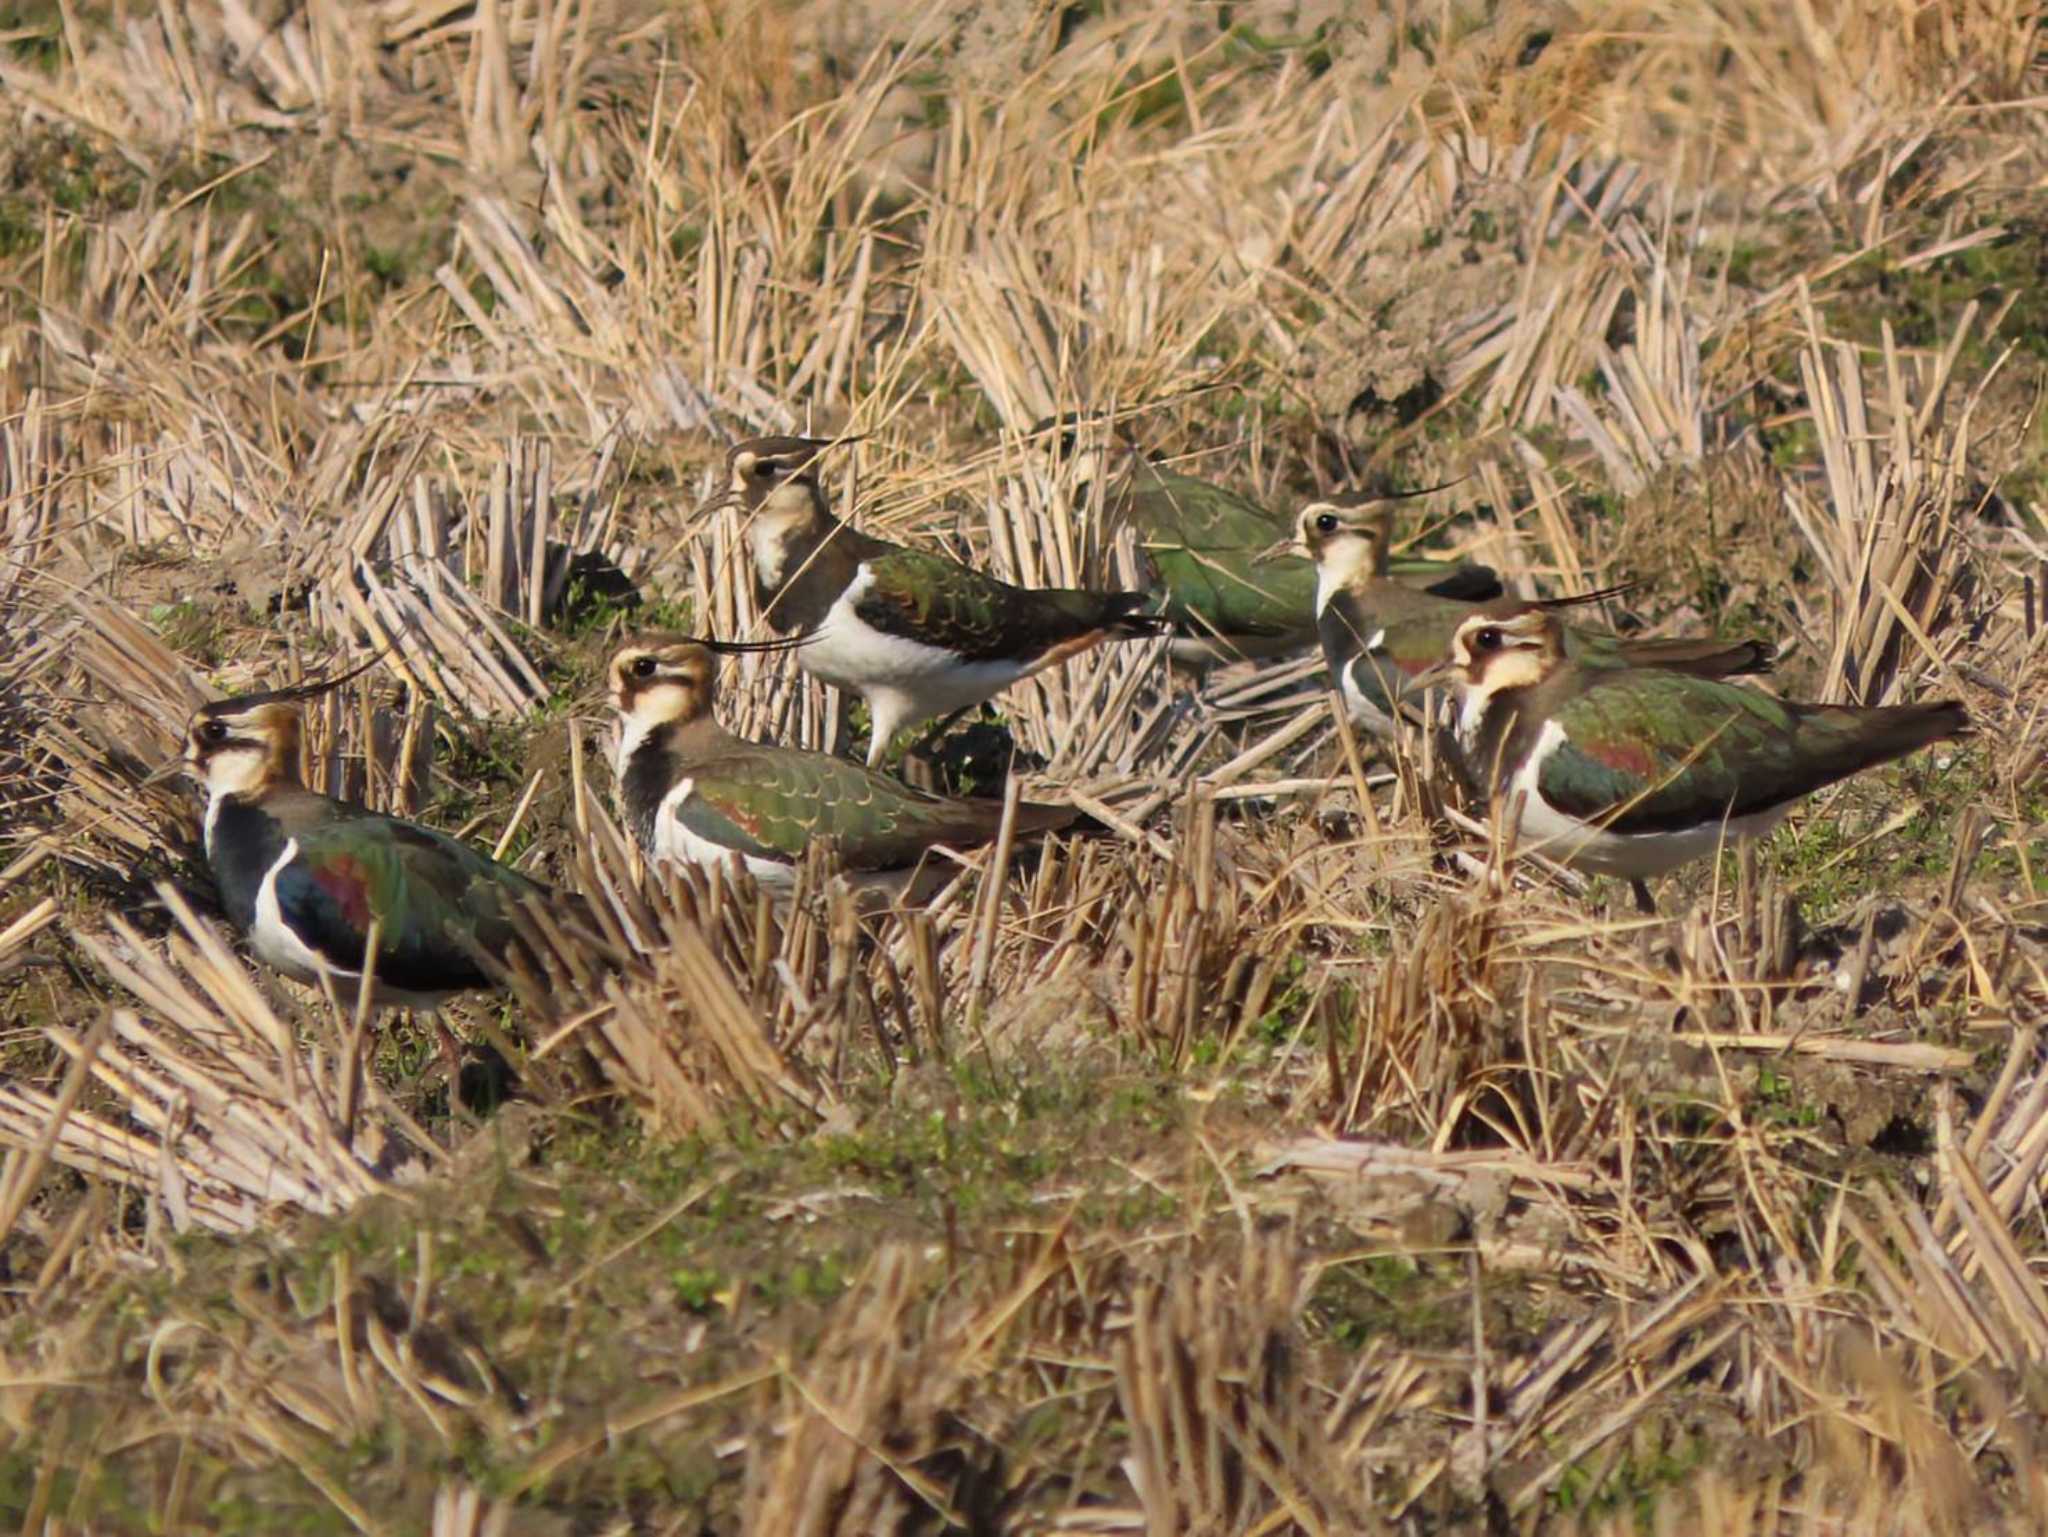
1104, 591, 1172, 637
1729, 640, 1777, 677
1013, 799, 1116, 841
1418, 562, 1505, 603
1929, 699, 1972, 739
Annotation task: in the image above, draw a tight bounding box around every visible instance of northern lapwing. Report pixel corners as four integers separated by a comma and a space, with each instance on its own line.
715, 435, 1169, 766
609, 636, 1082, 899
1039, 420, 1499, 669
1299, 496, 1772, 740
168, 674, 560, 1071
1410, 607, 1969, 910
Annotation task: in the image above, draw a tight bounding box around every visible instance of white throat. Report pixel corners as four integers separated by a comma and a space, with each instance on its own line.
748, 482, 826, 594
1312, 542, 1373, 617
615, 714, 652, 778
750, 522, 788, 591
614, 708, 676, 777
614, 682, 697, 776
200, 749, 268, 853
1453, 673, 1513, 754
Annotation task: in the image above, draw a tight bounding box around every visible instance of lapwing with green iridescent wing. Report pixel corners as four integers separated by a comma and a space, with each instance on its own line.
1046, 424, 1501, 669
1299, 496, 1774, 741
1410, 607, 1970, 910
609, 636, 1081, 899
168, 674, 572, 1073
712, 435, 1169, 767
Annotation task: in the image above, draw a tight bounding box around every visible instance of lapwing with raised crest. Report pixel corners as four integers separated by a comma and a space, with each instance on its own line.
714, 435, 1170, 766
1410, 606, 1970, 910
610, 634, 1084, 899
1039, 417, 1500, 668
1299, 496, 1774, 741
162, 662, 566, 1075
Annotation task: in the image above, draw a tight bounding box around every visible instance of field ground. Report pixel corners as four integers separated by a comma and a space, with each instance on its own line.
3, 0, 2048, 1531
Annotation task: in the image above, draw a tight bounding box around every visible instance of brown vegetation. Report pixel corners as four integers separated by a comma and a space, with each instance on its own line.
2, 0, 2047, 1530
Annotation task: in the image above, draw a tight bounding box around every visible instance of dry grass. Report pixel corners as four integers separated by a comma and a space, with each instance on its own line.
2, 0, 2047, 1530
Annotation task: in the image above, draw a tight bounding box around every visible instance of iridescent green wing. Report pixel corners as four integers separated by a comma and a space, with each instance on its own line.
276, 813, 549, 993
1538, 673, 1830, 833
1110, 462, 1313, 642
1547, 677, 1964, 832
854, 549, 1113, 661
679, 747, 1015, 871
1596, 635, 1774, 678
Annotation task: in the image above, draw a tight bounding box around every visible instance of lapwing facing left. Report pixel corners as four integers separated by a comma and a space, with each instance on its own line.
610, 636, 1084, 901
169, 673, 563, 1074
1299, 496, 1773, 741
717, 435, 1170, 766
1411, 607, 1969, 910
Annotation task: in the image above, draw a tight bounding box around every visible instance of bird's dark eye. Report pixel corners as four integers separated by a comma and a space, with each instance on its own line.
1474, 628, 1504, 652
754, 459, 785, 481
629, 656, 658, 679
199, 720, 228, 743
1314, 513, 1339, 534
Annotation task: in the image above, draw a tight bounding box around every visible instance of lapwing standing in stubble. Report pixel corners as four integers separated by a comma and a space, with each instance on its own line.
609, 636, 1082, 900
713, 435, 1170, 767
1038, 417, 1502, 669
1298, 496, 1774, 742
1409, 606, 1970, 911
167, 670, 567, 1080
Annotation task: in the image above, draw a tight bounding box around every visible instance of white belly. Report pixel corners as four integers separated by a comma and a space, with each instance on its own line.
252, 840, 337, 985
1505, 721, 1793, 878
249, 839, 456, 1009
1337, 637, 1402, 739
802, 567, 1029, 718
1339, 669, 1400, 739
649, 777, 796, 890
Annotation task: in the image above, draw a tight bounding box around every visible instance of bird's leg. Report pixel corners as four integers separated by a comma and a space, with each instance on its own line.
899, 705, 976, 789
1628, 878, 1669, 972
426, 1009, 465, 1100
825, 686, 850, 761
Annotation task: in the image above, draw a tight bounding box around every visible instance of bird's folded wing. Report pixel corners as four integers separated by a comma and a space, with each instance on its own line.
682, 751, 1001, 871
278, 819, 543, 988
1541, 676, 1806, 833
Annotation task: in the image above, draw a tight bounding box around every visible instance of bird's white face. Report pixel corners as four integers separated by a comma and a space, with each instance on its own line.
183, 701, 298, 798
728, 446, 804, 500
1298, 502, 1386, 611
728, 447, 829, 588
1443, 611, 1560, 694
1409, 609, 1561, 749
1297, 502, 1383, 563
608, 644, 715, 729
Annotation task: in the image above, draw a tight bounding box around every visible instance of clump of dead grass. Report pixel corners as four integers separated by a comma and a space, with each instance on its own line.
0, 0, 2046, 1530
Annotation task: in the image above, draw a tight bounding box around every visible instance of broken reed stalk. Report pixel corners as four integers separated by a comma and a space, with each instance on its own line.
1788, 291, 1986, 705
3, 4, 2046, 1528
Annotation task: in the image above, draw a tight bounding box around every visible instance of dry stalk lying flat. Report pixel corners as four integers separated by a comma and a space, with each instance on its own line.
0, 0, 2044, 1530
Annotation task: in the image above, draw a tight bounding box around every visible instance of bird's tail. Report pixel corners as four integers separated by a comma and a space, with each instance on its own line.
1810, 697, 1971, 776
1887, 698, 1972, 746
